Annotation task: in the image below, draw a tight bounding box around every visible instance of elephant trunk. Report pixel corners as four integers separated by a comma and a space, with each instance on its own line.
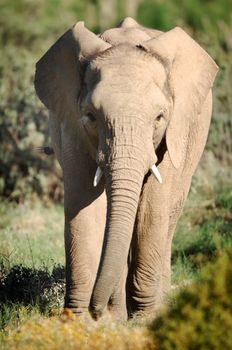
90, 141, 148, 319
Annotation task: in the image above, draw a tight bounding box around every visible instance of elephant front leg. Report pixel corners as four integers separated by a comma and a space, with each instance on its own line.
127, 170, 171, 317
128, 218, 169, 317
64, 207, 105, 315
60, 125, 106, 316
128, 172, 191, 316
63, 169, 106, 315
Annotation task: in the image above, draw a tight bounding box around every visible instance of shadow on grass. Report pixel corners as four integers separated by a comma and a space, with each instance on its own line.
0, 264, 65, 312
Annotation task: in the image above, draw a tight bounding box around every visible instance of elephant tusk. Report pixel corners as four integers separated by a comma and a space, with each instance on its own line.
93, 166, 103, 187
151, 164, 162, 184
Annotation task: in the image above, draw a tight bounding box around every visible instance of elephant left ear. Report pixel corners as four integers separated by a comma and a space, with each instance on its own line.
143, 27, 218, 168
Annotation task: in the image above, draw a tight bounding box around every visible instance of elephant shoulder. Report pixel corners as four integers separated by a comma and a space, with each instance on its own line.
100, 17, 163, 46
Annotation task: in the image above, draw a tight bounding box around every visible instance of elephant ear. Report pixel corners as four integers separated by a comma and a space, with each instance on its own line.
143, 27, 218, 168
34, 22, 110, 121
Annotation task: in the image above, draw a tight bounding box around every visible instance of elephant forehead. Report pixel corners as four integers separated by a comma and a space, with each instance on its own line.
90, 76, 167, 116
92, 70, 159, 97
92, 45, 165, 77
86, 47, 167, 94
99, 64, 156, 90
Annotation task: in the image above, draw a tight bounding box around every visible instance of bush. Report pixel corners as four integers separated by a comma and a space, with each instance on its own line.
150, 248, 232, 349
0, 47, 64, 201
0, 0, 80, 201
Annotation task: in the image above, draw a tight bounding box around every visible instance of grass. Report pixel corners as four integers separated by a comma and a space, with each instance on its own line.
172, 182, 232, 284
0, 201, 65, 338
0, 201, 64, 268
0, 185, 231, 348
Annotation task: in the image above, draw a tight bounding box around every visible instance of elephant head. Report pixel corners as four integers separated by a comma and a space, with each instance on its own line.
35, 19, 218, 319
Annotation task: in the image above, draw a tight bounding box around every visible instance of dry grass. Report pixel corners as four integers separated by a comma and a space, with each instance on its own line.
2, 309, 153, 350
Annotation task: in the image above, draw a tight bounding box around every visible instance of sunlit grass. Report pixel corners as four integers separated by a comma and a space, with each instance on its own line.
0, 201, 64, 269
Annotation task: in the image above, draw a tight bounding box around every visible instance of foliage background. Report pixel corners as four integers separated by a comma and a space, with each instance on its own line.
0, 0, 231, 202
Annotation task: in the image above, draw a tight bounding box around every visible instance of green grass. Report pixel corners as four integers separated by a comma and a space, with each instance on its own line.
0, 201, 65, 336
0, 201, 64, 268
172, 185, 232, 284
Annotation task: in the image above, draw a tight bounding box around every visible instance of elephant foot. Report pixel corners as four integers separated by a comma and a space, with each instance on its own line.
64, 294, 91, 317
127, 293, 164, 320
107, 302, 128, 322
89, 266, 128, 321
89, 303, 104, 321
64, 307, 92, 322
89, 299, 127, 321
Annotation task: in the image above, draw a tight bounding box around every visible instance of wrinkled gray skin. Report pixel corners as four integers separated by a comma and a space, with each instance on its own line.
35, 18, 218, 320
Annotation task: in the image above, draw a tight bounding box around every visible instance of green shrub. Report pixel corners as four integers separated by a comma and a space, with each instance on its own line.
0, 46, 63, 201
0, 0, 73, 201
150, 248, 232, 350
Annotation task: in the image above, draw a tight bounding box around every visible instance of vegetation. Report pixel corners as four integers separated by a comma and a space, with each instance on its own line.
0, 201, 64, 267
0, 188, 231, 347
1, 238, 231, 349
0, 0, 231, 201
1, 310, 153, 350
0, 0, 231, 348
150, 248, 232, 350
172, 186, 232, 284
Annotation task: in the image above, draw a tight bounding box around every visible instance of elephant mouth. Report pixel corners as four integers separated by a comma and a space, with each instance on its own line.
94, 137, 166, 188
93, 152, 165, 189
93, 163, 162, 187
136, 139, 166, 199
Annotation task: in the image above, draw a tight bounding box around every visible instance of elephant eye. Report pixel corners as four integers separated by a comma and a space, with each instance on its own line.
86, 112, 96, 122
156, 112, 163, 121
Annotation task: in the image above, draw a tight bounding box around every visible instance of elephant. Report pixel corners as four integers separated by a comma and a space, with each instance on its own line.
34, 17, 218, 320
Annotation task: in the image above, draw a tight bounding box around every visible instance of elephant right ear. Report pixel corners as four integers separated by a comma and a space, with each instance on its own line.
34, 22, 110, 120
142, 27, 218, 169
